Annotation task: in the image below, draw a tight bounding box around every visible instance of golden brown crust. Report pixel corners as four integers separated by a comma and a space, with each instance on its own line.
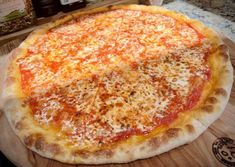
15, 121, 24, 130
215, 88, 227, 96
24, 135, 34, 147
72, 150, 90, 159
206, 97, 218, 104
201, 105, 214, 113
218, 44, 229, 61
34, 136, 61, 155
148, 137, 162, 149
0, 4, 233, 164
165, 128, 181, 138
185, 124, 195, 133
93, 150, 114, 158
190, 30, 233, 127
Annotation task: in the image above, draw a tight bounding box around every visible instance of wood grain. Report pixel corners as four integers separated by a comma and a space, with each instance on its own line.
0, 36, 234, 167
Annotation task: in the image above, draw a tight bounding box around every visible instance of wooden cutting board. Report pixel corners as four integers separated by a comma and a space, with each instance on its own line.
0, 35, 235, 167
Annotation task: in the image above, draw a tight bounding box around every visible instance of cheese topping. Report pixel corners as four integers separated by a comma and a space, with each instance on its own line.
16, 9, 211, 148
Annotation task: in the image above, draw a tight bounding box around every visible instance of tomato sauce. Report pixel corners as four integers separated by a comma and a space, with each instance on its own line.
187, 23, 205, 46
19, 10, 212, 145
19, 65, 33, 92
186, 85, 203, 110
48, 61, 62, 73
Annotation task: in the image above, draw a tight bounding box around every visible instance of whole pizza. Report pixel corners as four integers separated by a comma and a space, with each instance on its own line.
0, 5, 233, 164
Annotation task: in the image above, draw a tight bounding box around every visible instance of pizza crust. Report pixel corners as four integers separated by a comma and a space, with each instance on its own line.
0, 4, 233, 164
193, 44, 233, 127
64, 119, 207, 164
3, 96, 207, 164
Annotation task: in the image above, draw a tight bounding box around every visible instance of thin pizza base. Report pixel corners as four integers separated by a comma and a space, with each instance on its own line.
0, 5, 233, 164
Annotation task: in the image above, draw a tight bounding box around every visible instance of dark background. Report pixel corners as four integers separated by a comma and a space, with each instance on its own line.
0, 152, 16, 167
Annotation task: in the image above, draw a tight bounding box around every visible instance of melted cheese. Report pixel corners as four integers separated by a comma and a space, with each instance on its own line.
17, 9, 212, 147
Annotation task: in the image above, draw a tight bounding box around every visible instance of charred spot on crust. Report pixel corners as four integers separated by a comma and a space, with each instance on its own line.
166, 128, 181, 138
35, 137, 45, 151
185, 124, 195, 133
58, 15, 69, 20
15, 121, 23, 130
24, 135, 34, 147
219, 44, 229, 61
21, 103, 26, 107
207, 97, 218, 104
201, 105, 213, 113
94, 150, 114, 158
215, 88, 227, 96
72, 150, 90, 159
148, 137, 161, 149
219, 44, 228, 51
222, 52, 229, 62
107, 5, 113, 9
0, 111, 3, 118
47, 143, 61, 155
34, 136, 61, 155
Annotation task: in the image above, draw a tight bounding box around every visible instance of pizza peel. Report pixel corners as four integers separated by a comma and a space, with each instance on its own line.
0, 35, 234, 167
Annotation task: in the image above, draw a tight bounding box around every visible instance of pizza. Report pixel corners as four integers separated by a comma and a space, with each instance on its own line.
0, 4, 233, 164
